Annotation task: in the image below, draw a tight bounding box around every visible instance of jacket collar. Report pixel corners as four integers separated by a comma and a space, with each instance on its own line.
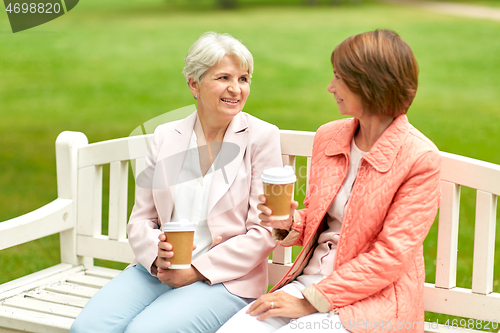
325, 114, 411, 172
221, 110, 249, 135
154, 111, 249, 222
174, 111, 198, 137
170, 111, 249, 214
174, 111, 248, 136
153, 112, 197, 224
208, 111, 249, 213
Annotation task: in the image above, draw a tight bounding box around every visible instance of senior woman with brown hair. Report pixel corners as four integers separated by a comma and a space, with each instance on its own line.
218, 29, 441, 333
70, 32, 282, 333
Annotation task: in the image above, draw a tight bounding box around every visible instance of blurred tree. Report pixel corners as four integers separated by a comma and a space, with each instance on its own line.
167, 0, 362, 10
218, 0, 237, 8
306, 0, 362, 4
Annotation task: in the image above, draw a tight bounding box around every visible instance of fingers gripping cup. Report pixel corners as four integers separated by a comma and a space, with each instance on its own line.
261, 166, 297, 220
162, 220, 196, 269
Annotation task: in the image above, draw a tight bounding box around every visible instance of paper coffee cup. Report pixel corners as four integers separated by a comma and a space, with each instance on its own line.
261, 166, 297, 220
162, 220, 196, 269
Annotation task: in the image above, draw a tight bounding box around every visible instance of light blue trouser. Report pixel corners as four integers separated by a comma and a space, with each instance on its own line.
70, 264, 251, 333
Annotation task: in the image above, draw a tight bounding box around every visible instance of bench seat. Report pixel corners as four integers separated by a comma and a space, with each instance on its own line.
0, 265, 121, 333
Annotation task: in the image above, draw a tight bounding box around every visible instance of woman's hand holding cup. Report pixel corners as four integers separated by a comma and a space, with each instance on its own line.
258, 194, 298, 231
156, 232, 200, 287
155, 232, 197, 271
259, 166, 298, 231
156, 233, 173, 270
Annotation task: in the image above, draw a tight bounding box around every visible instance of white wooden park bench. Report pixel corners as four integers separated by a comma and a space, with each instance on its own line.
0, 129, 499, 333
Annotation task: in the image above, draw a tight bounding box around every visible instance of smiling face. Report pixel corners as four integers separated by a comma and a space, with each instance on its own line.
327, 70, 364, 119
189, 54, 250, 124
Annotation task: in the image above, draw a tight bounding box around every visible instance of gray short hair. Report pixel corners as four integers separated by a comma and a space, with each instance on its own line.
183, 32, 253, 83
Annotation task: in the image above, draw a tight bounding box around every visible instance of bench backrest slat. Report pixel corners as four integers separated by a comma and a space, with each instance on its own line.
441, 151, 500, 196
108, 160, 129, 241
472, 190, 497, 295
77, 165, 103, 238
279, 130, 314, 157
429, 152, 500, 322
423, 284, 500, 323
435, 180, 460, 289
78, 135, 152, 169
435, 152, 500, 294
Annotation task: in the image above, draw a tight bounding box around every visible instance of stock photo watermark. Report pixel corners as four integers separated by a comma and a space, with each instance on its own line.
3, 0, 78, 33
289, 318, 500, 331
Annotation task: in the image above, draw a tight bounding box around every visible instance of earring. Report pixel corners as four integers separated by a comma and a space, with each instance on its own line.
195, 94, 198, 98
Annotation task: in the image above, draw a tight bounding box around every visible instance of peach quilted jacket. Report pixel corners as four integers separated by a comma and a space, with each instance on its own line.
272, 115, 441, 333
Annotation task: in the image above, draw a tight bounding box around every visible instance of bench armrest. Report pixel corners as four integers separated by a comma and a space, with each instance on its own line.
0, 198, 74, 251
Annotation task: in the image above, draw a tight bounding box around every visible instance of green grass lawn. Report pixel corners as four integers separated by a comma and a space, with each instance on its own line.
1, 0, 499, 329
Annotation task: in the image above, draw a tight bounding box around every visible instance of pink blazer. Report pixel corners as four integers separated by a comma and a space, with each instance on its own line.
126, 111, 282, 298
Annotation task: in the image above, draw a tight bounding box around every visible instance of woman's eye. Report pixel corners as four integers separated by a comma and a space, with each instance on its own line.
218, 76, 228, 80
239, 77, 248, 82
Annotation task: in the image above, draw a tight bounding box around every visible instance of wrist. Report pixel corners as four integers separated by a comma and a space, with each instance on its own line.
192, 265, 207, 283
281, 211, 295, 231
289, 211, 300, 231
151, 258, 159, 276
301, 298, 318, 315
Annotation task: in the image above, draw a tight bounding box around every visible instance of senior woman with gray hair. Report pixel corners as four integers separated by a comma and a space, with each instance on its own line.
70, 32, 282, 333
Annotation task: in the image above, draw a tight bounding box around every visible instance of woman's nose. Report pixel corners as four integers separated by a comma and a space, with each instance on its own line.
327, 79, 336, 93
227, 79, 241, 93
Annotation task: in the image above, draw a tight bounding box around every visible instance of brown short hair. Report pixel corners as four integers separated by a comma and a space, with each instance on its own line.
331, 29, 419, 117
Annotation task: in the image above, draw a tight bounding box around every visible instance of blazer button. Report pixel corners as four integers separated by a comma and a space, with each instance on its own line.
214, 236, 222, 244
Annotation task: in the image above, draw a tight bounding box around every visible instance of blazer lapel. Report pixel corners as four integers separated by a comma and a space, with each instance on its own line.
208, 112, 249, 215
153, 111, 197, 224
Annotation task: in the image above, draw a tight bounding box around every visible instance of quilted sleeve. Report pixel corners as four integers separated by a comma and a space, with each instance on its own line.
302, 149, 441, 312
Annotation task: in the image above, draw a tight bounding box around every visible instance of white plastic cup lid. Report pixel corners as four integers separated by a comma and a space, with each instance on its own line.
162, 220, 196, 232
261, 165, 297, 185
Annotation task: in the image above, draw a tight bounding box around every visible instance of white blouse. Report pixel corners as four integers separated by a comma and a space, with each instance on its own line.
298, 137, 367, 287
170, 131, 219, 260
